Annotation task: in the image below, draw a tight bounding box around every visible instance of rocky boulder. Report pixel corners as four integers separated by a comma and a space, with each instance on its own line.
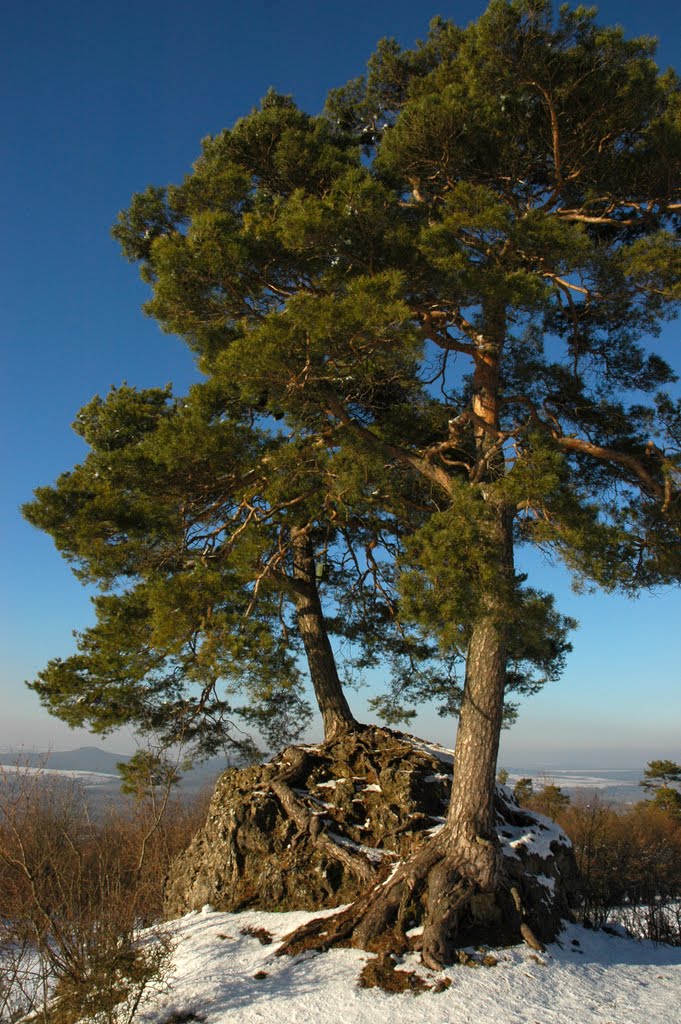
165, 726, 579, 943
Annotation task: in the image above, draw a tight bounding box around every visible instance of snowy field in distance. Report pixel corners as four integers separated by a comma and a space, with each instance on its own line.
135, 905, 681, 1024
0, 764, 119, 786
511, 768, 640, 784
506, 769, 641, 788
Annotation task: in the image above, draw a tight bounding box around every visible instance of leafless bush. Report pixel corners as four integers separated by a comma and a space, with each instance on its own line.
0, 929, 50, 1024
0, 758, 207, 1022
617, 900, 681, 945
554, 793, 681, 943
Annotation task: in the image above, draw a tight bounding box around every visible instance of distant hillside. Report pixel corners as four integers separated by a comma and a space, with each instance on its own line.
0, 746, 231, 794
0, 746, 130, 775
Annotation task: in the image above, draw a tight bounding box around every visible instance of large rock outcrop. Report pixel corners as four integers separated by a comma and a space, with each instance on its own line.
166, 726, 579, 942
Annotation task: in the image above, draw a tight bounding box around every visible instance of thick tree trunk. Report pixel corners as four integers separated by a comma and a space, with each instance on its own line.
409, 307, 518, 961
290, 528, 358, 741
278, 507, 531, 967
444, 303, 512, 874
446, 503, 514, 863
416, 502, 516, 965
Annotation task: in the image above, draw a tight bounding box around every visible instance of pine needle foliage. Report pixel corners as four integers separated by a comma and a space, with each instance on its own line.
25, 3, 681, 807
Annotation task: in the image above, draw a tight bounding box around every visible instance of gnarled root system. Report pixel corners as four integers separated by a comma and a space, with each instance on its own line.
277, 827, 547, 968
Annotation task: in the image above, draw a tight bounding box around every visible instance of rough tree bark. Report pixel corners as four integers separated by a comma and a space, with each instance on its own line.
418, 502, 517, 965
290, 528, 359, 741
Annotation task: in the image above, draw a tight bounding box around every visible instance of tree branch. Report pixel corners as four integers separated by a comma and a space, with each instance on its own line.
322, 388, 453, 495
555, 436, 665, 500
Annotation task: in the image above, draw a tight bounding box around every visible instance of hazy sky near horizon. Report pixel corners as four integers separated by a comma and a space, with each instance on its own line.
1, 0, 680, 768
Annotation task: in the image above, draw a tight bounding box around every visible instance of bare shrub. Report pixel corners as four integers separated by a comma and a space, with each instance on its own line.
554, 794, 681, 943
98, 785, 212, 925
618, 900, 681, 945
0, 759, 209, 1022
0, 928, 51, 1024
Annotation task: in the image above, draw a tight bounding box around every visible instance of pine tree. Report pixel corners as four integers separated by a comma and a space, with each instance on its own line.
31, 0, 681, 961
23, 382, 337, 753
117, 750, 183, 799
24, 380, 459, 750
513, 777, 534, 805
640, 759, 681, 814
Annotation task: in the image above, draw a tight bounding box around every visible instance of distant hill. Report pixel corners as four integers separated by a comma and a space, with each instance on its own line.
0, 746, 130, 775
0, 746, 231, 794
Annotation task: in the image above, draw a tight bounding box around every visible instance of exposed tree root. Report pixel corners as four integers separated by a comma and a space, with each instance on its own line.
269, 745, 377, 887
277, 825, 551, 967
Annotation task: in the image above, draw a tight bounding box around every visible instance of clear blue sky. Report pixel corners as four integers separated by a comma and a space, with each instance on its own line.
1, 0, 679, 767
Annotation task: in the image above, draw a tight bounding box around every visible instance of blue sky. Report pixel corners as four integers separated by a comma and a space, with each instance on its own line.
1, 0, 679, 766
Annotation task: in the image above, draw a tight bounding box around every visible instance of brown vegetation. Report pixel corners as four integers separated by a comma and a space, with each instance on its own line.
0, 762, 209, 1023
2, 750, 680, 1020
521, 784, 681, 943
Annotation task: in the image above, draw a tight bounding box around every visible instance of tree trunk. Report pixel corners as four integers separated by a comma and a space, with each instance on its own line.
290, 528, 358, 741
445, 503, 514, 870
410, 307, 518, 960
415, 502, 516, 965
278, 506, 530, 967
278, 317, 557, 964
443, 302, 512, 881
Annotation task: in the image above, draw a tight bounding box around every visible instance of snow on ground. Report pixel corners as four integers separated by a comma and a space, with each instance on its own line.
135, 906, 681, 1024
505, 771, 638, 790
406, 735, 455, 766
496, 798, 572, 860
0, 764, 119, 785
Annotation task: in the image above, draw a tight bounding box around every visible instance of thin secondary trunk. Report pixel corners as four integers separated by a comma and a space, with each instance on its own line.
290, 528, 358, 741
